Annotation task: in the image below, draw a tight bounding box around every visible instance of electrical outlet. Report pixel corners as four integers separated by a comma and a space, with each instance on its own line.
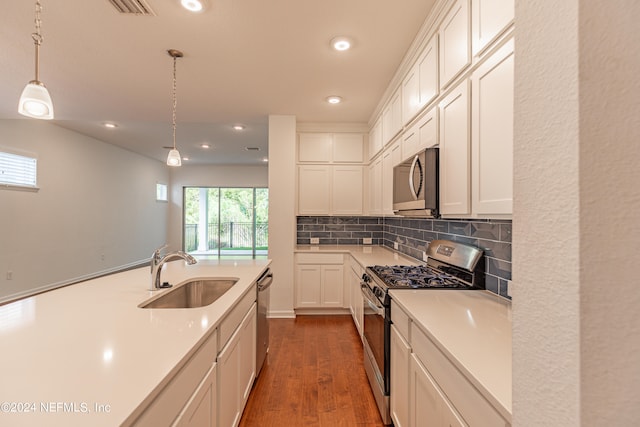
393, 242, 399, 250
6, 271, 13, 280
363, 237, 372, 245
310, 237, 320, 244
422, 251, 428, 262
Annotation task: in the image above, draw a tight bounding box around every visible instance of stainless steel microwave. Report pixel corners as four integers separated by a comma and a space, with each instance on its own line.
392, 147, 439, 217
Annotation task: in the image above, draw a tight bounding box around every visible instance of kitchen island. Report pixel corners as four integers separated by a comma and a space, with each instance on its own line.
0, 258, 270, 427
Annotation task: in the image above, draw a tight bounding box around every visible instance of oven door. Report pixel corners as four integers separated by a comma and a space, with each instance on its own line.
361, 281, 392, 424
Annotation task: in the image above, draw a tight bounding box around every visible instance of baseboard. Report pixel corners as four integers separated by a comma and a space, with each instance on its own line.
267, 309, 296, 319
294, 308, 351, 316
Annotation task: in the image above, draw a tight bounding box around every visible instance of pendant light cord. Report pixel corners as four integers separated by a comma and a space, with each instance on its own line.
32, 0, 43, 82
172, 55, 178, 151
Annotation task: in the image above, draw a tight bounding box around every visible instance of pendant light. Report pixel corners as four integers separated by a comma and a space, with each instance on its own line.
18, 0, 54, 120
166, 49, 184, 167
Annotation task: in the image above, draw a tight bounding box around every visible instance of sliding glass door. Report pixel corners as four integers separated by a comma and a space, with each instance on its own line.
183, 187, 268, 257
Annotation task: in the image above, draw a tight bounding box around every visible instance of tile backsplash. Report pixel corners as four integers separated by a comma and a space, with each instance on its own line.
296, 216, 512, 299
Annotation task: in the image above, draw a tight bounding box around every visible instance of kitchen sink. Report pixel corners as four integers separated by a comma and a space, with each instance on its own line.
140, 278, 238, 309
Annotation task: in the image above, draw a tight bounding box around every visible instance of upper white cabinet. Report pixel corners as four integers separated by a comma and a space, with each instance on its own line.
368, 117, 383, 161
471, 0, 514, 57
402, 35, 439, 125
439, 80, 470, 216
402, 107, 438, 160
382, 139, 402, 216
368, 156, 383, 215
439, 0, 471, 90
298, 132, 365, 163
332, 166, 364, 215
298, 165, 331, 215
471, 38, 514, 215
382, 87, 403, 145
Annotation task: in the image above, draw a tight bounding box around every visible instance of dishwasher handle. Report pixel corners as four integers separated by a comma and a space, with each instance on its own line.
257, 269, 273, 292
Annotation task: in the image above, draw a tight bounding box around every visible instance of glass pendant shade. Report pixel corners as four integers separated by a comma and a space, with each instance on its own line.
18, 81, 54, 119
167, 149, 182, 167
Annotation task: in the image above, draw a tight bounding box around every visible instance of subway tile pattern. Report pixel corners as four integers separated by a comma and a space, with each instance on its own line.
296, 216, 512, 300
296, 216, 384, 245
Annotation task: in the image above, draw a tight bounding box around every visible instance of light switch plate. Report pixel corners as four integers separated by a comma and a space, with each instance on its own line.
310, 237, 320, 244
393, 242, 399, 250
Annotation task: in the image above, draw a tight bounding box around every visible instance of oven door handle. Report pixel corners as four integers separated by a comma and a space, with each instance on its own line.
361, 283, 384, 316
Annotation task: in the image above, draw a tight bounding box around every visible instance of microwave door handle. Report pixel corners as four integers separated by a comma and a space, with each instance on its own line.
409, 155, 419, 200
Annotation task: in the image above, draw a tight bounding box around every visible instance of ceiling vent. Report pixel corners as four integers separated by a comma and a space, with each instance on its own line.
107, 0, 156, 15
245, 147, 260, 151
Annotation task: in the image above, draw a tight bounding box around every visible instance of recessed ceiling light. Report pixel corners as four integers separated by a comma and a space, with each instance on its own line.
200, 143, 211, 149
262, 157, 268, 162
104, 122, 117, 129
331, 36, 352, 51
326, 96, 342, 104
233, 124, 245, 131
182, 156, 190, 161
181, 0, 206, 12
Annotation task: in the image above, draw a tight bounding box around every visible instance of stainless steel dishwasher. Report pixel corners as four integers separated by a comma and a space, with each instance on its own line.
256, 268, 273, 377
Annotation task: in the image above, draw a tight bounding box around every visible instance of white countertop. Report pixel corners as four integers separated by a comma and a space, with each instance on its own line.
295, 244, 420, 267
389, 289, 512, 419
0, 258, 270, 427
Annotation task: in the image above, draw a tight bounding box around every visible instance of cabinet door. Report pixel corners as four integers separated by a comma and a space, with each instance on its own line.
368, 156, 383, 215
382, 88, 402, 145
238, 306, 257, 408
439, 0, 470, 89
321, 265, 344, 307
471, 39, 514, 215
471, 0, 514, 56
439, 80, 470, 216
418, 108, 438, 150
333, 133, 364, 163
369, 117, 383, 161
298, 165, 331, 215
218, 334, 241, 427
418, 35, 439, 109
173, 365, 217, 427
402, 124, 419, 160
298, 133, 332, 162
382, 140, 402, 215
332, 166, 364, 215
349, 269, 363, 337
402, 63, 420, 126
295, 265, 322, 307
391, 326, 411, 427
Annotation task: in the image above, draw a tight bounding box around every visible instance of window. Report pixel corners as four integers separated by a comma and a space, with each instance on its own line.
156, 183, 168, 201
183, 187, 268, 257
0, 151, 37, 189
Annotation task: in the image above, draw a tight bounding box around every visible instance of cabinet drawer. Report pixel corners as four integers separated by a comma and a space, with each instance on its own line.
134, 329, 218, 426
218, 285, 256, 350
391, 300, 411, 342
411, 324, 507, 427
296, 253, 344, 264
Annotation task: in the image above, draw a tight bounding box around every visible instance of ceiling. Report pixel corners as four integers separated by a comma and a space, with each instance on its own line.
0, 0, 436, 165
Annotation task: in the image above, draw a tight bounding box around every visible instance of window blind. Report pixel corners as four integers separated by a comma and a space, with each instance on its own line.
0, 151, 37, 188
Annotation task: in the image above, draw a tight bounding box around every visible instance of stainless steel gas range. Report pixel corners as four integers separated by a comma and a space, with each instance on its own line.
360, 240, 485, 425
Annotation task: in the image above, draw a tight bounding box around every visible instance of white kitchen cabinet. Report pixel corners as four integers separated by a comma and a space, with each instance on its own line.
332, 166, 364, 215
382, 139, 402, 215
391, 325, 411, 427
409, 353, 466, 427
368, 155, 383, 215
298, 165, 331, 215
471, 38, 514, 215
382, 87, 403, 145
403, 35, 439, 125
471, 0, 514, 57
295, 253, 344, 308
439, 80, 470, 216
402, 107, 438, 160
173, 365, 217, 427
333, 133, 365, 163
368, 117, 383, 161
349, 257, 364, 338
217, 303, 256, 427
298, 133, 333, 162
439, 0, 470, 90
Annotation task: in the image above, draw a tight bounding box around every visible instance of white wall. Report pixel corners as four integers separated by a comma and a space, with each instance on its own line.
266, 115, 296, 318
167, 164, 269, 251
513, 1, 640, 425
0, 120, 169, 302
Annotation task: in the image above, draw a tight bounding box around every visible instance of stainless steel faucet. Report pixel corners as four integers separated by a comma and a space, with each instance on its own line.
150, 244, 197, 291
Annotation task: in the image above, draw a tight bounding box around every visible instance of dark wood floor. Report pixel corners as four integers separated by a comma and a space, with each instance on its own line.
239, 315, 385, 427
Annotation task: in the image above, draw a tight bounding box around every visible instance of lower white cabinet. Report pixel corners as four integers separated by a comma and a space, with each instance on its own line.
295, 253, 345, 308
410, 354, 465, 427
391, 325, 411, 427
217, 303, 257, 427
173, 365, 218, 427
349, 257, 364, 338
